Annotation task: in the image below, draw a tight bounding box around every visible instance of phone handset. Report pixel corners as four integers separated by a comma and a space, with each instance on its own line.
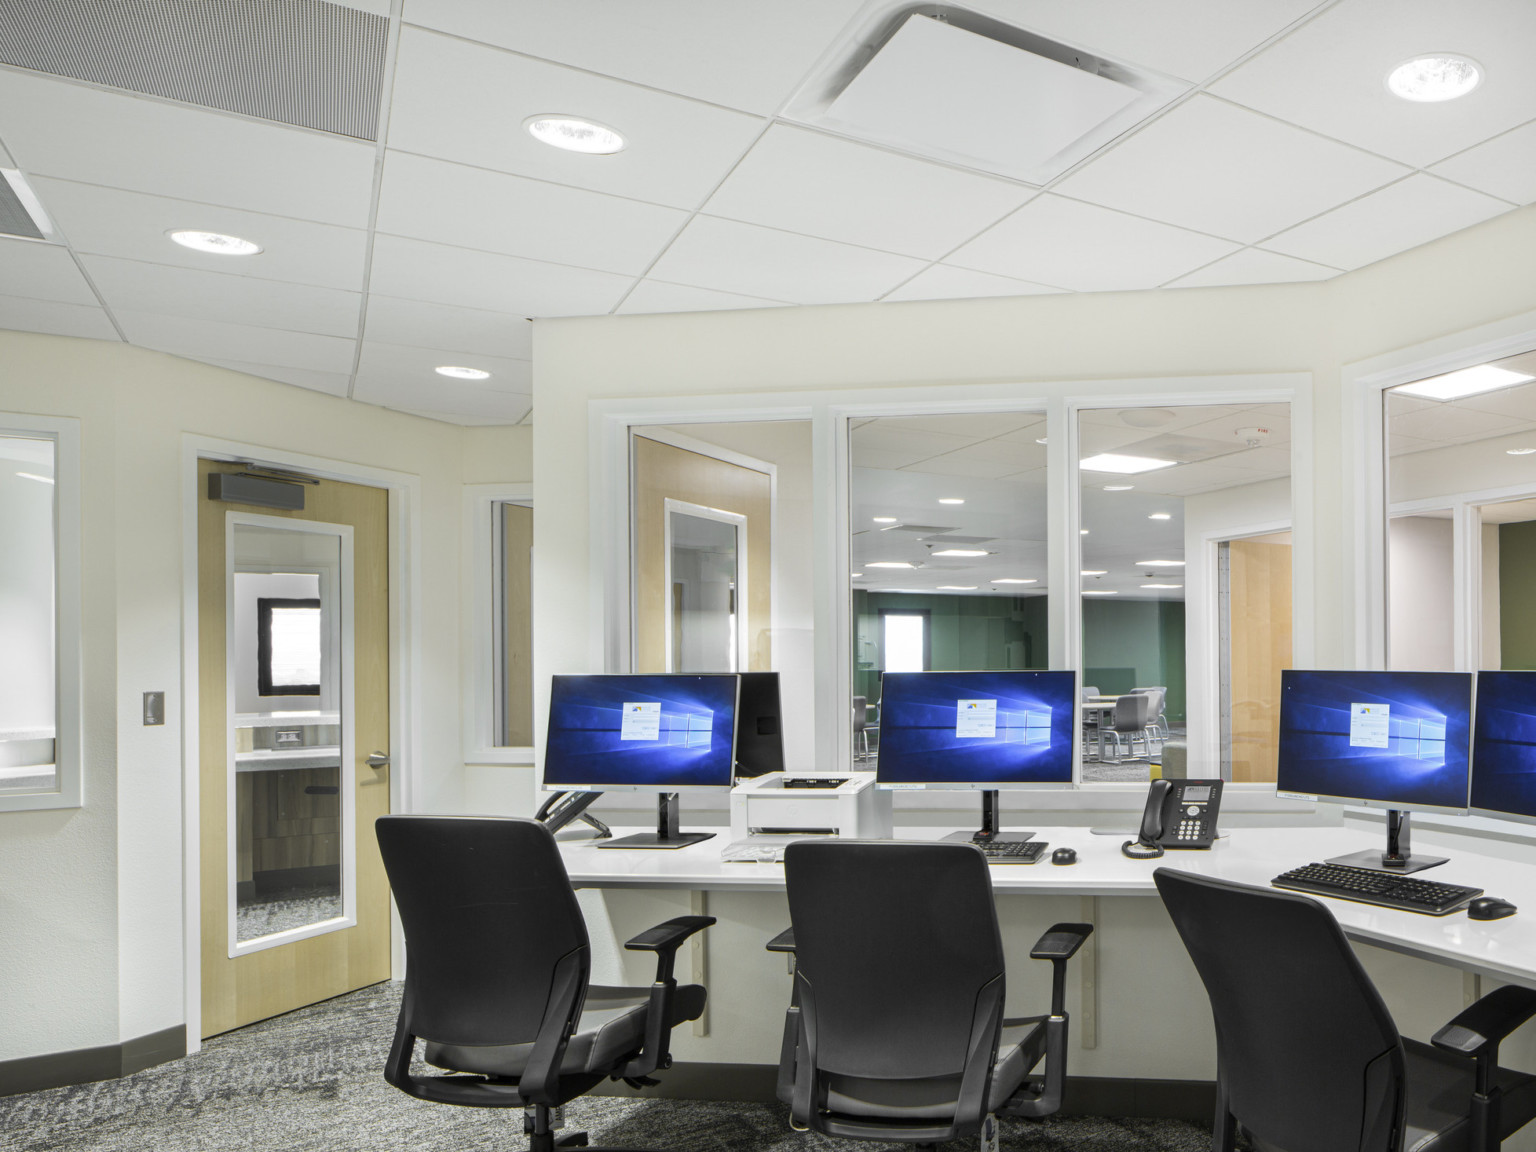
1122, 779, 1172, 860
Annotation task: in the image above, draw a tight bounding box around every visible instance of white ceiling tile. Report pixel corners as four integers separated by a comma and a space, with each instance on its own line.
1210, 0, 1536, 167
884, 263, 1065, 302
33, 178, 368, 291
950, 195, 1239, 291
115, 310, 356, 373
875, 413, 1044, 438
368, 235, 633, 316
648, 216, 926, 304
704, 124, 1034, 259
616, 280, 790, 315
0, 138, 13, 165
851, 425, 974, 464
0, 238, 97, 304
1055, 96, 1408, 243
1260, 175, 1512, 270
1217, 445, 1294, 473
376, 152, 688, 275
387, 28, 766, 210
968, 0, 1324, 83
1448, 384, 1536, 422
1390, 402, 1528, 443
196, 358, 352, 397
0, 71, 376, 226
401, 0, 866, 115
903, 448, 1031, 479
363, 295, 533, 359
1431, 121, 1536, 206
1130, 461, 1270, 496
0, 293, 118, 341
79, 256, 361, 337
1167, 247, 1340, 288
353, 340, 532, 394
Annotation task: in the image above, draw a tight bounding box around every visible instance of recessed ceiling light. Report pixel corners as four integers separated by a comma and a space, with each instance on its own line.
1387, 55, 1482, 103
938, 497, 965, 504
937, 585, 977, 591
525, 115, 626, 154
1142, 583, 1183, 589
1103, 485, 1134, 491
435, 365, 492, 380
168, 229, 261, 255
851, 572, 863, 578
932, 548, 990, 557
1035, 437, 1048, 445
1395, 364, 1533, 401
872, 516, 898, 523
1080, 529, 1090, 535
994, 578, 1037, 584
1135, 559, 1185, 566
1509, 448, 1536, 456
867, 561, 916, 569
1079, 453, 1178, 474
1081, 569, 1107, 576
15, 471, 53, 484
1083, 590, 1118, 596
1149, 513, 1172, 521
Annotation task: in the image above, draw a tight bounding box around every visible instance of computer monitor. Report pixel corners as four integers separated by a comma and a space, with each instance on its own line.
1276, 669, 1473, 872
543, 673, 739, 849
1470, 670, 1536, 825
876, 670, 1076, 846
734, 671, 784, 778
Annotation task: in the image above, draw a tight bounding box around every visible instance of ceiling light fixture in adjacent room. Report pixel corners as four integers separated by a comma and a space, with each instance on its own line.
994, 578, 1037, 584
867, 561, 916, 569
1079, 453, 1178, 474
1395, 364, 1533, 400
435, 366, 492, 380
1142, 583, 1183, 589
931, 548, 991, 557
873, 516, 898, 523
1081, 569, 1107, 576
938, 497, 965, 505
1135, 559, 1185, 566
525, 115, 626, 154
1387, 55, 1482, 103
1508, 448, 1536, 456
1103, 485, 1134, 491
168, 229, 261, 255
1083, 590, 1118, 595
15, 471, 54, 484
937, 585, 977, 590
1149, 513, 1172, 520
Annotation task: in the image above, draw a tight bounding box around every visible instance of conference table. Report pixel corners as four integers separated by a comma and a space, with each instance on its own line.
558, 823, 1536, 989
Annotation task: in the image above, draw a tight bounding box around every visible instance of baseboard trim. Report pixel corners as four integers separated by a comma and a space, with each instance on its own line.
0, 1025, 186, 1097
595, 1063, 1215, 1121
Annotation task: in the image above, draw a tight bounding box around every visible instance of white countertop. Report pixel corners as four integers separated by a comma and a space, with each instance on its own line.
558, 824, 1536, 987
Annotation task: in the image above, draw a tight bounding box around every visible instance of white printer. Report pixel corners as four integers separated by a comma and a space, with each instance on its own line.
729, 772, 892, 841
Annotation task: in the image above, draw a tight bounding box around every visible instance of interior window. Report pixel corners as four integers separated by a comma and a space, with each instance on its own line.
0, 434, 58, 796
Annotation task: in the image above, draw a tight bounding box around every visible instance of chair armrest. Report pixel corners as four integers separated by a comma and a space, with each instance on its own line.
616, 916, 715, 1083
766, 927, 796, 953
624, 915, 715, 987
1433, 985, 1536, 1058
1030, 922, 1094, 961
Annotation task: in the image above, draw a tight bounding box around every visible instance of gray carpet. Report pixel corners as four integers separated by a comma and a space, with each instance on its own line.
0, 983, 1223, 1152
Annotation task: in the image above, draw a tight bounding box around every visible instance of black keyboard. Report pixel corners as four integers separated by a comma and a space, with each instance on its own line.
975, 840, 1048, 864
1272, 862, 1482, 916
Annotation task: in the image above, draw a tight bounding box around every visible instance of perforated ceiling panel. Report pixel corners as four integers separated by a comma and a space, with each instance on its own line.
0, 175, 45, 239
0, 0, 388, 140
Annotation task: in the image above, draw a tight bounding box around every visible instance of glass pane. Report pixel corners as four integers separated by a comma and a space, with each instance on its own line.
496, 502, 533, 746
232, 525, 345, 944
669, 509, 740, 672
1387, 512, 1454, 670
850, 411, 1050, 768
0, 435, 57, 794
1478, 496, 1536, 670
1079, 402, 1290, 783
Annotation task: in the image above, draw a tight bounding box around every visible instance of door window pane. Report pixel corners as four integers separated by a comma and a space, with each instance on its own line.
0, 435, 56, 794
882, 611, 927, 672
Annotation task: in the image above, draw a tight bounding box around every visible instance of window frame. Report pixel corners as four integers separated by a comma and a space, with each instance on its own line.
464, 483, 534, 765
0, 413, 82, 812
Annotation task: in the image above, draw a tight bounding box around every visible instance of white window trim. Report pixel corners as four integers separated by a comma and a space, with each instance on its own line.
0, 413, 82, 813
464, 483, 534, 765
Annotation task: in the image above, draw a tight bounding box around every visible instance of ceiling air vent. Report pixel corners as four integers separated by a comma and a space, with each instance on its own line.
783, 4, 1187, 185
0, 0, 388, 141
0, 170, 50, 240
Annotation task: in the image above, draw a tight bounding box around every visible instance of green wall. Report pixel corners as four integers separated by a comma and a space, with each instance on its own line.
1081, 599, 1186, 722
1500, 521, 1536, 669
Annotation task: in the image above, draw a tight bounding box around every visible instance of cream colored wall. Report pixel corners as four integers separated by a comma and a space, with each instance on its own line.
0, 332, 530, 1063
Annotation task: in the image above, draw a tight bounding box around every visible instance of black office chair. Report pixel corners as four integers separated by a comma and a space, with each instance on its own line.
1155, 868, 1536, 1152
770, 840, 1091, 1146
375, 815, 714, 1152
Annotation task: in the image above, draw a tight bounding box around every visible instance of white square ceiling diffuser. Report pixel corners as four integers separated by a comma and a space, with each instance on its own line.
784, 5, 1187, 185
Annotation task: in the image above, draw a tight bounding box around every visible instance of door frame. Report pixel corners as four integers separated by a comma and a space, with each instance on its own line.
181, 435, 422, 1052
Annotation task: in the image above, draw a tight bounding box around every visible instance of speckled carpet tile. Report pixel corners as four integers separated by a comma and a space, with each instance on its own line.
0, 983, 1222, 1152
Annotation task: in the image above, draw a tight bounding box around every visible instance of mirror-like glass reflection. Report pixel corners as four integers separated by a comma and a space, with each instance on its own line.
669, 508, 741, 673
0, 435, 57, 794
232, 526, 345, 944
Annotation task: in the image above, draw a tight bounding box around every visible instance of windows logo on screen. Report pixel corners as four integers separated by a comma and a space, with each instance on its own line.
1000, 707, 1052, 746
662, 710, 714, 748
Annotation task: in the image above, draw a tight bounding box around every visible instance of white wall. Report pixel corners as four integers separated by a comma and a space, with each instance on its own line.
1388, 516, 1455, 671
0, 331, 530, 1063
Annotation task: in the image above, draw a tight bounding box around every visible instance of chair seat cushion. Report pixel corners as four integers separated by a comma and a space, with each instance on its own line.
424, 984, 706, 1079
822, 1020, 1042, 1121
1403, 1038, 1536, 1152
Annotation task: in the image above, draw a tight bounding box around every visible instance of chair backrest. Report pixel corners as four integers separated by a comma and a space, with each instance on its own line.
1113, 692, 1151, 731
1154, 869, 1404, 1152
784, 840, 1004, 1083
376, 815, 590, 1048
852, 696, 866, 735
1081, 686, 1101, 701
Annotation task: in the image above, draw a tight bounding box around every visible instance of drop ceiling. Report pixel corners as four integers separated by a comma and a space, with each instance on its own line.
1, 0, 1534, 425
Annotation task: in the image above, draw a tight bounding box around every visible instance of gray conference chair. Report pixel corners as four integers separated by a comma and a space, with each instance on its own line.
375, 815, 714, 1152
852, 695, 869, 761
1156, 868, 1536, 1152
770, 840, 1092, 1147
1102, 692, 1153, 761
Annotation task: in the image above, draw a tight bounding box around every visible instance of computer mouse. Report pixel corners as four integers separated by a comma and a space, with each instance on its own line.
1469, 897, 1518, 921
1051, 847, 1077, 866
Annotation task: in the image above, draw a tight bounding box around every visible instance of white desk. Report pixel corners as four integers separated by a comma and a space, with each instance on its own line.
559, 824, 1536, 988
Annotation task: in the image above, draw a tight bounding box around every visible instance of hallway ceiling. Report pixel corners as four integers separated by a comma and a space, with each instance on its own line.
1, 0, 1533, 425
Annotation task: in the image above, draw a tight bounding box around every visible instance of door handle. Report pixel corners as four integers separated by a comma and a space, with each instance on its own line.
366, 751, 391, 769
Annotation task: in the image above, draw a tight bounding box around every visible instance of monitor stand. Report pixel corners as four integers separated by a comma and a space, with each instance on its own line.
943, 790, 1035, 846
598, 792, 716, 850
1326, 810, 1447, 875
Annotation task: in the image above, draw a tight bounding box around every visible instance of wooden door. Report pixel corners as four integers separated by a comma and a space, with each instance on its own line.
198, 460, 390, 1036
1227, 537, 1292, 784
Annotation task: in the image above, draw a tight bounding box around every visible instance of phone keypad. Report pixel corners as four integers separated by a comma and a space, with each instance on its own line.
1177, 819, 1206, 840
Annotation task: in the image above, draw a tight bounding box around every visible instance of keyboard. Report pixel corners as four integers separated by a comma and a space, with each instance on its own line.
975, 839, 1048, 864
1272, 862, 1482, 916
